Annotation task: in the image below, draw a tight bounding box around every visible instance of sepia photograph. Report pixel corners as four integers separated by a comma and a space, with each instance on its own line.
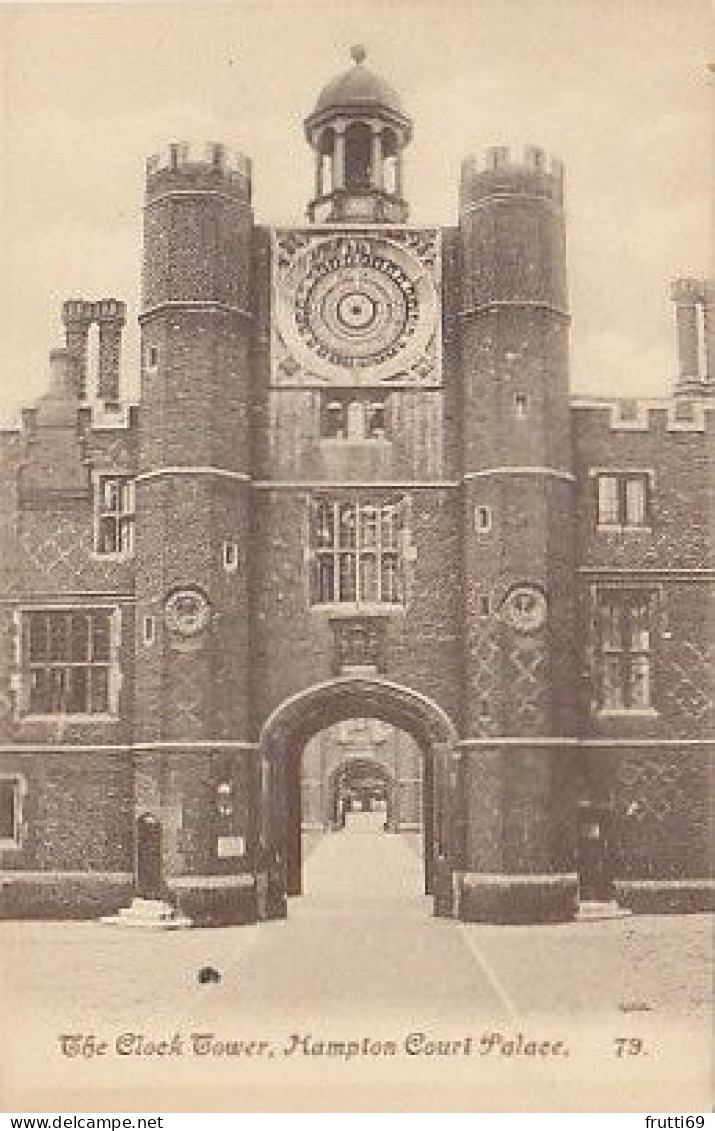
0, 0, 712, 1114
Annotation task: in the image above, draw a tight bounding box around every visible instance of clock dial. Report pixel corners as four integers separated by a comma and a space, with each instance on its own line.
276, 234, 438, 383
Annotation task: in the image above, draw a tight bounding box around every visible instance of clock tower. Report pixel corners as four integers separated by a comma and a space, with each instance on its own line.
265, 50, 443, 476
129, 48, 578, 924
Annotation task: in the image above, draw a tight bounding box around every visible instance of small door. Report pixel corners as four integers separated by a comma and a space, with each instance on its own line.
577, 804, 614, 902
136, 814, 163, 898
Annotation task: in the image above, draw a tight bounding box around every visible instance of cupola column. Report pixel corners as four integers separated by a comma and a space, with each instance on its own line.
314, 146, 323, 198
370, 124, 383, 189
333, 124, 346, 190
395, 151, 404, 199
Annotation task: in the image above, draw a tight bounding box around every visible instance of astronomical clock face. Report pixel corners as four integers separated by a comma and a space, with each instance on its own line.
273, 229, 441, 386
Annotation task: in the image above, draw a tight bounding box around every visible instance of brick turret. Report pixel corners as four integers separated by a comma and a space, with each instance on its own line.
456, 145, 578, 922
134, 139, 256, 921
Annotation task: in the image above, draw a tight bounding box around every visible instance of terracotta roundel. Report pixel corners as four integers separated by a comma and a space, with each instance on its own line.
503, 586, 548, 632
277, 234, 438, 382
164, 587, 211, 637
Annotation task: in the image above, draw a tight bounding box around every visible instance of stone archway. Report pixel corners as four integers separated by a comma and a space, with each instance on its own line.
257, 676, 459, 919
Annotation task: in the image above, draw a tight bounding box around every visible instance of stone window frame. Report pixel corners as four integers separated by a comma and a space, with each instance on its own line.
474, 505, 492, 534
144, 344, 160, 373
142, 615, 156, 647
514, 391, 529, 419
308, 494, 410, 612
589, 467, 655, 532
92, 470, 136, 559
319, 390, 390, 442
590, 585, 659, 718
222, 540, 239, 574
12, 604, 122, 723
477, 594, 491, 618
0, 773, 26, 850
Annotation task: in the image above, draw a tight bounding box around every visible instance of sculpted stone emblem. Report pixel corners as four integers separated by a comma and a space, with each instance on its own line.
276, 232, 439, 384
503, 586, 547, 632
332, 616, 385, 674
164, 587, 211, 638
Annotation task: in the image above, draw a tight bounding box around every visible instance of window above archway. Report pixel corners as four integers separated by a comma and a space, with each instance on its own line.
309, 495, 408, 608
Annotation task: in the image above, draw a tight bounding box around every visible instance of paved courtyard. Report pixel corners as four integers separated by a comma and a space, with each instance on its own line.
2, 812, 712, 1111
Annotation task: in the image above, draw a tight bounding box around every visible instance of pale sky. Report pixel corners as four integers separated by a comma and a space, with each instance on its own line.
0, 0, 712, 424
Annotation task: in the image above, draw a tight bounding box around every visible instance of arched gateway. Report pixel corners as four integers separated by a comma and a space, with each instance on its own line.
257, 677, 459, 919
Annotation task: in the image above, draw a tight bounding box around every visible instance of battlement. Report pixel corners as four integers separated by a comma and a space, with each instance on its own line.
571, 395, 715, 434
145, 142, 252, 198
460, 145, 564, 210
81, 400, 137, 432
463, 145, 564, 179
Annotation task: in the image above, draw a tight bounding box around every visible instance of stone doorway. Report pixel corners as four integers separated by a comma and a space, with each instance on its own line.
577, 802, 615, 902
135, 813, 163, 898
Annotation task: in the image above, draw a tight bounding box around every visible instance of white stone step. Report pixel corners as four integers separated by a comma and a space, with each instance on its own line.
577, 900, 631, 921
100, 897, 192, 929
119, 898, 171, 916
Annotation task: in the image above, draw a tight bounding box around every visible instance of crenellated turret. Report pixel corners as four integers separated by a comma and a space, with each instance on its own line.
459, 144, 570, 474
134, 137, 256, 919
455, 144, 578, 923
139, 140, 253, 471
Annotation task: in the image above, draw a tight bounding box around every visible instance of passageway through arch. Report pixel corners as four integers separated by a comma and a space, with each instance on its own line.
258, 677, 460, 918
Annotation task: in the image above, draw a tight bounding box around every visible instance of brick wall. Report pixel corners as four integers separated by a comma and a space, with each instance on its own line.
250, 487, 461, 734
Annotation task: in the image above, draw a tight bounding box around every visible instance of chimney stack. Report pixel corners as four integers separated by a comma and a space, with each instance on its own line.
48, 347, 80, 400
671, 278, 707, 395
61, 299, 94, 399
96, 298, 126, 406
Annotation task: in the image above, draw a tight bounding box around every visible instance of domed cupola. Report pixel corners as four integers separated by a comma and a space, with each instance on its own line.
304, 46, 412, 224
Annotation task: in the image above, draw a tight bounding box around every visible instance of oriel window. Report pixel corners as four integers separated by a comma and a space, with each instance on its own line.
596, 590, 653, 711
25, 609, 114, 716
310, 497, 407, 607
96, 476, 135, 556
596, 473, 650, 528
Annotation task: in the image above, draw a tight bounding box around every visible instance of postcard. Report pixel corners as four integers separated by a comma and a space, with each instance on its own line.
0, 0, 712, 1113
